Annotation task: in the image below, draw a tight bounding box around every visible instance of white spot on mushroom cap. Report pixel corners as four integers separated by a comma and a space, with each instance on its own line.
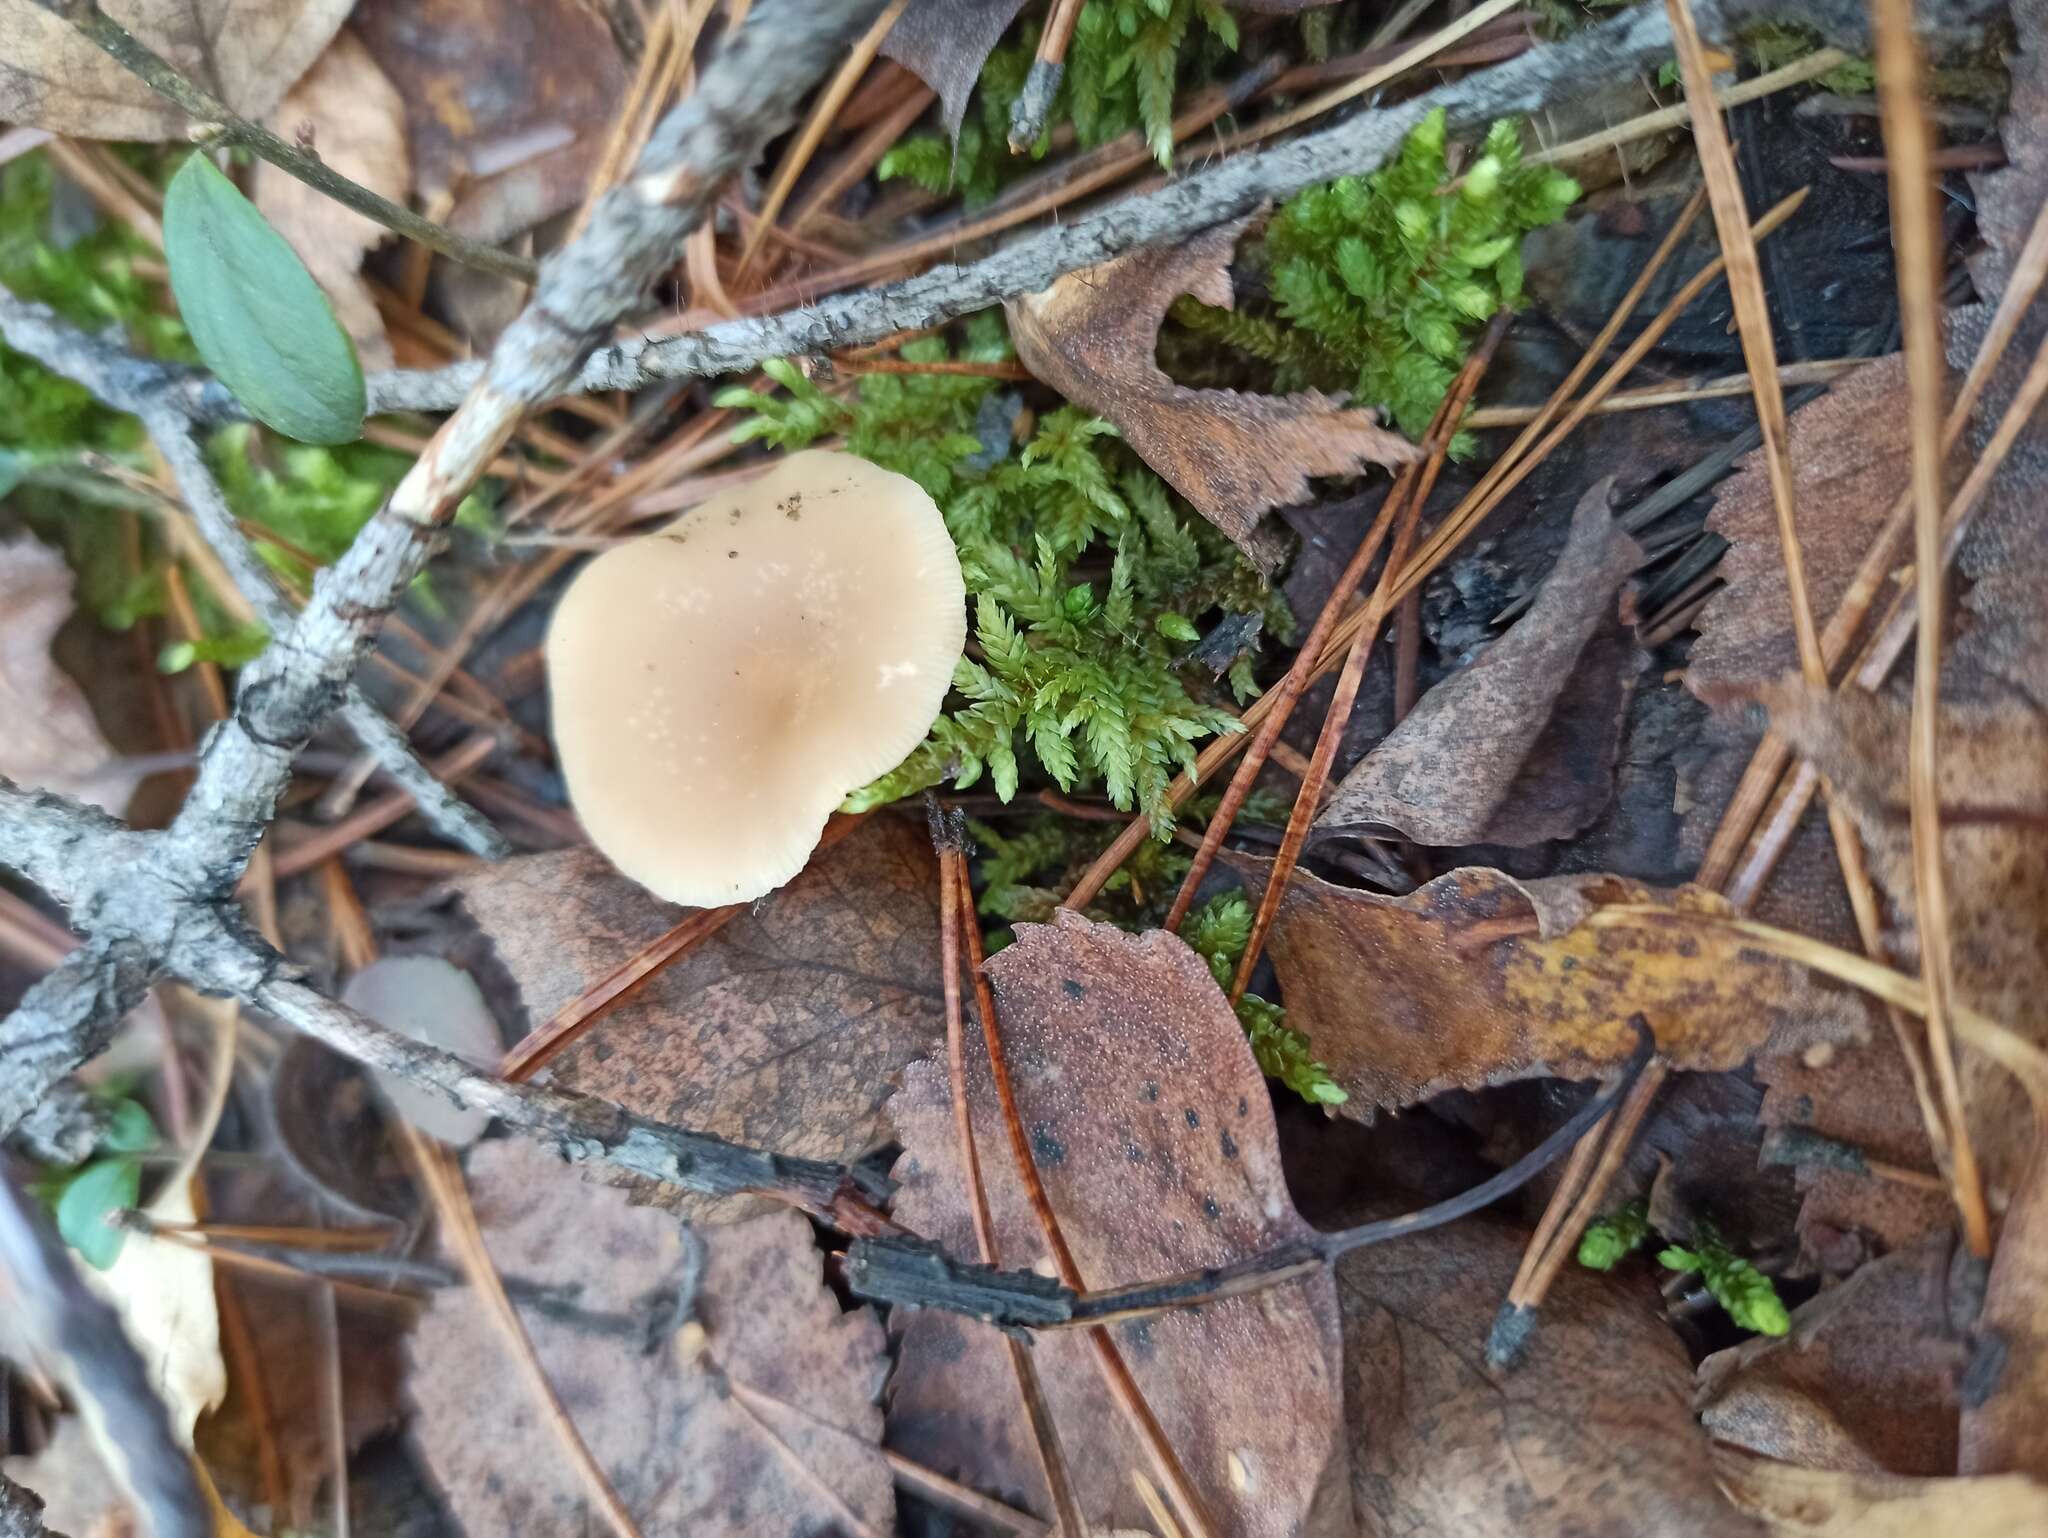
340, 956, 502, 1147
545, 449, 967, 908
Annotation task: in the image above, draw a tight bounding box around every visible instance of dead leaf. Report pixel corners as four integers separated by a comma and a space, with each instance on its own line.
1686, 354, 1907, 701
0, 537, 142, 814
1714, 1448, 2048, 1537
1697, 1237, 1962, 1477
1760, 685, 2048, 1189
1342, 1215, 1755, 1537
95, 1183, 224, 1445
450, 814, 944, 1223
1007, 219, 1416, 571
253, 31, 407, 371
409, 1139, 894, 1535
0, 0, 353, 141
881, 0, 1030, 143
1235, 858, 1872, 1117
1318, 481, 1645, 846
352, 0, 627, 245
886, 911, 1348, 1538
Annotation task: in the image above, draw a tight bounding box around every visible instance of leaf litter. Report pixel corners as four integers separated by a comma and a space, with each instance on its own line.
10, 4, 2048, 1534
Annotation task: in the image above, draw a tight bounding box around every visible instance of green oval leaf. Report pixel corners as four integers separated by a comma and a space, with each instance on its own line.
164, 154, 364, 445
98, 1097, 159, 1154
55, 1156, 140, 1270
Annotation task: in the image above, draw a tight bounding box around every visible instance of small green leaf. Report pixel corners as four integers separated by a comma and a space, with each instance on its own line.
1155, 612, 1200, 642
98, 1098, 159, 1154
164, 154, 364, 445
56, 1156, 140, 1270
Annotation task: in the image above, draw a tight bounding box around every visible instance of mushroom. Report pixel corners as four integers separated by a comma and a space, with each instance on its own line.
546, 448, 966, 908
340, 955, 503, 1147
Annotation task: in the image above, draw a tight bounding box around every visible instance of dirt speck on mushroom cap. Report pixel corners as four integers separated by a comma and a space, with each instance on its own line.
545, 449, 966, 908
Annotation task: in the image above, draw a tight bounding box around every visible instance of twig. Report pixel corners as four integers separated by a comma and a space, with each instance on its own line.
1870, 0, 1989, 1257
30, 0, 537, 281
285, 0, 1882, 423
0, 293, 507, 861
1009, 0, 1087, 150
1460, 356, 1867, 426
0, 1164, 207, 1538
847, 1020, 1655, 1327
1232, 312, 1511, 999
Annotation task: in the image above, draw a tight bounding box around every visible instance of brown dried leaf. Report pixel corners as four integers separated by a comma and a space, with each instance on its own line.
1761, 685, 2048, 1185
1343, 1216, 1756, 1538
880, 0, 1030, 142
1686, 355, 1908, 700
1007, 220, 1416, 570
886, 911, 1347, 1538
1319, 481, 1645, 846
409, 1139, 893, 1534
351, 0, 626, 245
253, 31, 406, 371
450, 814, 944, 1222
1714, 1449, 2048, 1537
1698, 1237, 1962, 1477
1234, 858, 1872, 1117
0, 0, 353, 140
0, 537, 142, 814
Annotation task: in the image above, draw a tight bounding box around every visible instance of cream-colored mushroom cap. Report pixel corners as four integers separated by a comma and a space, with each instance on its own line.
546, 449, 965, 908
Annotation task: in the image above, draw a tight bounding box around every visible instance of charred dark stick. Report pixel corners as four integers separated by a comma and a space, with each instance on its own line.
847, 1019, 1655, 1327
1009, 0, 1086, 151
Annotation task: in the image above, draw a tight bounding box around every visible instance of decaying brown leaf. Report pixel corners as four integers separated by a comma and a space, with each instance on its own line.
451, 814, 944, 1221
409, 1138, 894, 1534
1343, 1215, 1755, 1537
1007, 219, 1416, 570
0, 0, 353, 140
1714, 1448, 2048, 1537
1686, 355, 1907, 700
1318, 480, 1644, 846
1761, 685, 2048, 1185
1697, 1237, 1962, 1477
881, 0, 1030, 142
352, 0, 626, 245
0, 536, 144, 815
1234, 857, 1871, 1117
886, 911, 1347, 1538
253, 31, 407, 371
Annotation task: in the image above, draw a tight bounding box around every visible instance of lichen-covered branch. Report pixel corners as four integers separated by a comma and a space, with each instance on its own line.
28, 0, 537, 282
0, 292, 507, 860
0, 0, 889, 1137
317, 0, 1934, 420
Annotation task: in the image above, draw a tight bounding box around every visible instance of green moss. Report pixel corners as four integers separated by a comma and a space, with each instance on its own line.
717, 315, 1286, 836
1661, 1224, 1790, 1336
1184, 891, 1345, 1104
880, 0, 1238, 203
1180, 110, 1578, 450
1577, 1198, 1651, 1270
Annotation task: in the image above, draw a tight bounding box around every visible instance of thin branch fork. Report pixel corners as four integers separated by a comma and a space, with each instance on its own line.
31, 0, 537, 281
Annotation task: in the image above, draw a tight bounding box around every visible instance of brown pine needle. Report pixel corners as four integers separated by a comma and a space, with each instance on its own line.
956, 850, 1219, 1538
1870, 0, 1990, 1257
735, 0, 913, 280
1232, 313, 1512, 1000
932, 824, 1087, 1538
1700, 185, 2048, 891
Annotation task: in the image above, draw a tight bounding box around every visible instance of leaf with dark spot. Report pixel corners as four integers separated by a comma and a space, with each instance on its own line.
885, 911, 1347, 1538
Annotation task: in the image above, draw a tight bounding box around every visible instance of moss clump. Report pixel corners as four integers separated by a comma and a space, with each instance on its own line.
718, 315, 1286, 836
1174, 109, 1579, 450
880, 0, 1238, 202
